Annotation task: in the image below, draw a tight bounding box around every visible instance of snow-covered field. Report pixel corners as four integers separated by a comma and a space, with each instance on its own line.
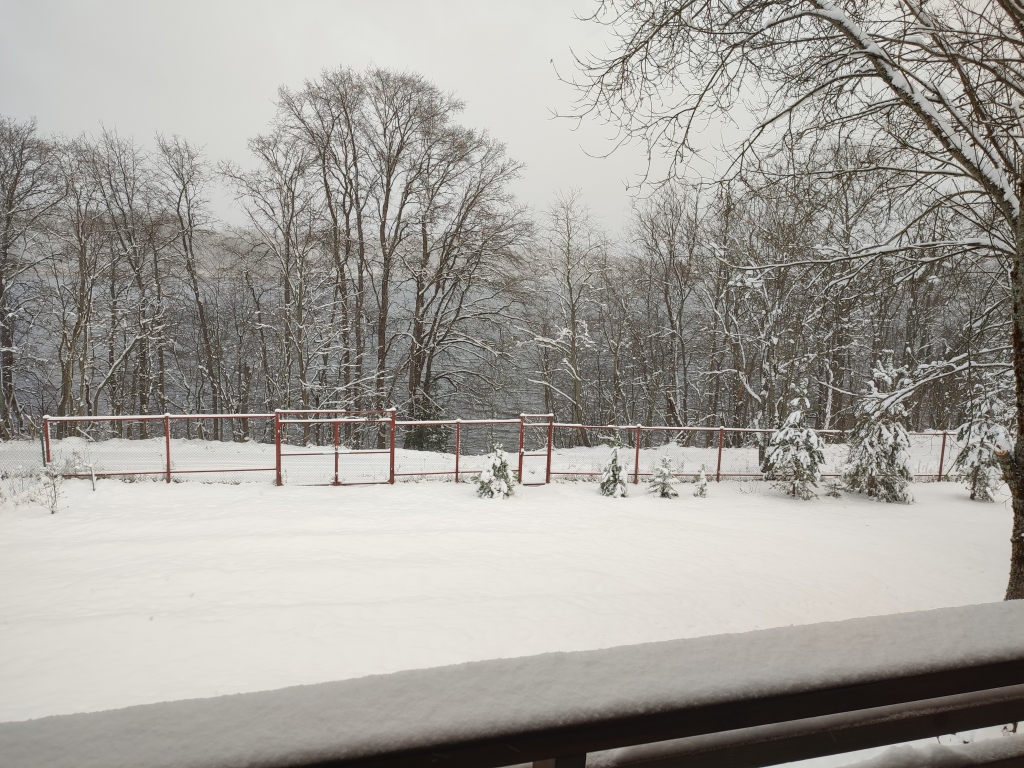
0, 477, 1010, 727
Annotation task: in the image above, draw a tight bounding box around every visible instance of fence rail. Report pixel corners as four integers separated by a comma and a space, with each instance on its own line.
29, 410, 958, 486
3, 601, 1023, 768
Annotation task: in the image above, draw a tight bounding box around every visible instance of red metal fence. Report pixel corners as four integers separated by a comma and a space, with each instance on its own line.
35, 410, 956, 486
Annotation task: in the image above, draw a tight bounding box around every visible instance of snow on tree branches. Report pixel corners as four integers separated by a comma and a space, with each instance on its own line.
842, 356, 914, 503
475, 445, 514, 499
763, 387, 826, 500
647, 455, 679, 498
600, 446, 629, 497
953, 381, 1011, 502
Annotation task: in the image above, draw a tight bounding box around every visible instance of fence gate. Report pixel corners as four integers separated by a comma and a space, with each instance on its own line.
274, 409, 396, 486
518, 414, 554, 486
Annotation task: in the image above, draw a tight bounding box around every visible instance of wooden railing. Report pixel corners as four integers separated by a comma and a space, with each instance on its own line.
3, 602, 1024, 768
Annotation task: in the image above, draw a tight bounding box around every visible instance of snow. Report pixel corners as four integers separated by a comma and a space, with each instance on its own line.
837, 732, 1024, 767
0, 479, 1011, 724
2, 599, 1023, 768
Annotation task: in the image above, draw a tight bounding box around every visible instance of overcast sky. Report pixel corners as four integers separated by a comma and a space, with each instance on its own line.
0, 0, 663, 232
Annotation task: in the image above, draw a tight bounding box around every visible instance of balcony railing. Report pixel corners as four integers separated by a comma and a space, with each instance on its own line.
3, 601, 1024, 768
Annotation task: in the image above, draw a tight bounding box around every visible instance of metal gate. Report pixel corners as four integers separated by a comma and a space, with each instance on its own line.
274, 409, 396, 486
518, 414, 554, 486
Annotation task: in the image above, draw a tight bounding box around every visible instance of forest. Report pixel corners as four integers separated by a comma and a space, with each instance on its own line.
0, 65, 1009, 440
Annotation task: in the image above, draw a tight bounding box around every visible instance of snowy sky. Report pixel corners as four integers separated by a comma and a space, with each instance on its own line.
0, 0, 665, 232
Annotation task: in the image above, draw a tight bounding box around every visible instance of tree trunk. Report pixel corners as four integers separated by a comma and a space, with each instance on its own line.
1003, 240, 1024, 600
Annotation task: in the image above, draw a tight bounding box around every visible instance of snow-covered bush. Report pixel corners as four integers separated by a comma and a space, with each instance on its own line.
0, 465, 41, 505
953, 383, 1011, 502
600, 446, 628, 497
40, 465, 63, 514
693, 466, 708, 497
763, 390, 826, 500
0, 463, 65, 512
647, 455, 678, 498
475, 444, 514, 499
842, 356, 914, 503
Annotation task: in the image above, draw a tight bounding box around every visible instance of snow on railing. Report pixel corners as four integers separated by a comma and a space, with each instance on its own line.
3, 601, 1024, 768
31, 410, 958, 486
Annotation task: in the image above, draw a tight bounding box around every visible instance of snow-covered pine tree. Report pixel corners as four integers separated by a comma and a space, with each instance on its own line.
647, 455, 679, 498
600, 446, 628, 497
693, 466, 708, 497
842, 355, 914, 503
762, 386, 826, 500
475, 444, 514, 499
953, 379, 1011, 502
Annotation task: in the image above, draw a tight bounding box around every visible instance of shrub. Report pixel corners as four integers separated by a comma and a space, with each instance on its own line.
647, 455, 679, 498
475, 444, 514, 499
763, 389, 826, 500
600, 446, 628, 497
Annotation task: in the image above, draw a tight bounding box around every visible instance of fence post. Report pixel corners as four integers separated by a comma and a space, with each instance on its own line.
633, 424, 642, 484
164, 414, 171, 483
274, 410, 282, 487
333, 420, 340, 486
716, 426, 724, 482
389, 409, 396, 485
938, 431, 948, 482
518, 414, 525, 484
546, 414, 554, 484
454, 420, 461, 483
42, 415, 51, 465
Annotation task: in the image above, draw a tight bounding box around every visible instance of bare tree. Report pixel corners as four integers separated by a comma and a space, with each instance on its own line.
88, 128, 170, 431
48, 138, 105, 425
630, 184, 706, 427
278, 68, 374, 416
0, 117, 59, 435
528, 191, 608, 442
158, 135, 224, 431
224, 128, 321, 419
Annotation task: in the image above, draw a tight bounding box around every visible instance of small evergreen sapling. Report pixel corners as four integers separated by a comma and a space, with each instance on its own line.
842, 355, 914, 503
693, 466, 708, 497
475, 444, 514, 499
647, 455, 679, 498
953, 383, 1010, 502
762, 389, 826, 500
600, 446, 628, 497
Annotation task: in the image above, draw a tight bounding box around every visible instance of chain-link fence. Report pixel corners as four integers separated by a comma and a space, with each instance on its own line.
39, 414, 277, 482
0, 437, 48, 489
547, 425, 957, 484
24, 412, 960, 486
275, 410, 394, 486
392, 418, 526, 482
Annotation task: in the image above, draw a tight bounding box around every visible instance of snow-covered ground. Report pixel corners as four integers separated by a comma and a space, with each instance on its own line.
0, 477, 1010, 726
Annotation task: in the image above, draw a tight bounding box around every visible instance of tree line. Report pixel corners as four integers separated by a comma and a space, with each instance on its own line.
0, 64, 1008, 443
